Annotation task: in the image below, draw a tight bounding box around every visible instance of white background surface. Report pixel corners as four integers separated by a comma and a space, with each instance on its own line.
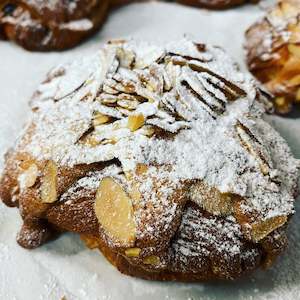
0, 2, 300, 299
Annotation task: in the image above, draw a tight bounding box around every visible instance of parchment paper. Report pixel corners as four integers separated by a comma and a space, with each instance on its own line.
1, 2, 300, 299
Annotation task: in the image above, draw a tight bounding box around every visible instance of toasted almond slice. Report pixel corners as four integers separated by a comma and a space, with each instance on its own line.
236, 123, 270, 175
100, 138, 117, 145
40, 161, 58, 203
274, 96, 291, 114
270, 4, 283, 19
289, 74, 300, 86
125, 247, 141, 257
143, 255, 160, 265
251, 216, 287, 242
139, 125, 155, 137
101, 97, 118, 105
289, 25, 300, 44
189, 181, 234, 216
18, 163, 38, 190
288, 44, 300, 59
83, 136, 100, 147
275, 96, 286, 107
95, 177, 136, 246
116, 47, 135, 68
117, 99, 139, 110
127, 114, 145, 132
93, 113, 111, 126
280, 1, 296, 18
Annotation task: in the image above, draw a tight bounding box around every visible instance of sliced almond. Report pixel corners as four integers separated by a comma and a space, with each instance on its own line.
274, 96, 291, 114
100, 96, 118, 105
288, 44, 300, 59
93, 113, 111, 126
139, 125, 155, 137
100, 138, 117, 145
103, 84, 119, 95
18, 163, 38, 190
270, 5, 283, 19
275, 96, 286, 107
289, 25, 300, 44
127, 114, 145, 132
289, 74, 300, 86
271, 1, 295, 20
251, 215, 287, 242
40, 161, 58, 203
125, 247, 141, 257
95, 177, 136, 246
83, 136, 100, 147
280, 1, 296, 18
236, 123, 270, 175
189, 181, 234, 216
143, 255, 160, 265
116, 47, 135, 69
117, 99, 138, 110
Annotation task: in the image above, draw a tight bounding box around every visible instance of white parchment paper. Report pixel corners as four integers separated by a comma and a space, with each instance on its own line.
0, 2, 300, 299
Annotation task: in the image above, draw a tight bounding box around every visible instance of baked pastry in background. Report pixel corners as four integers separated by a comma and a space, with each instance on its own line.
245, 0, 300, 114
0, 0, 261, 51
0, 39, 299, 281
177, 0, 258, 10
0, 0, 109, 51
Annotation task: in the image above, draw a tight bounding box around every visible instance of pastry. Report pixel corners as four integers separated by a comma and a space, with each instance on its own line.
0, 39, 299, 281
177, 0, 258, 10
245, 0, 300, 114
0, 0, 260, 52
0, 0, 109, 51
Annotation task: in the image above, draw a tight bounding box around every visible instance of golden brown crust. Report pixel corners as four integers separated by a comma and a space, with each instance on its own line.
0, 39, 299, 281
245, 0, 300, 114
80, 205, 288, 281
0, 0, 109, 51
0, 158, 291, 280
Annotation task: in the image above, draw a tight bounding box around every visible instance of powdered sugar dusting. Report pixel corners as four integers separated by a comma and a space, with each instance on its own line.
21, 39, 299, 229
26, 0, 81, 14
60, 19, 94, 32
246, 1, 300, 63
170, 206, 244, 271
1, 2, 300, 299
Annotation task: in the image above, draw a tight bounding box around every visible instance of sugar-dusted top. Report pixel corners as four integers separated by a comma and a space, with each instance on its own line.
18, 38, 299, 227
